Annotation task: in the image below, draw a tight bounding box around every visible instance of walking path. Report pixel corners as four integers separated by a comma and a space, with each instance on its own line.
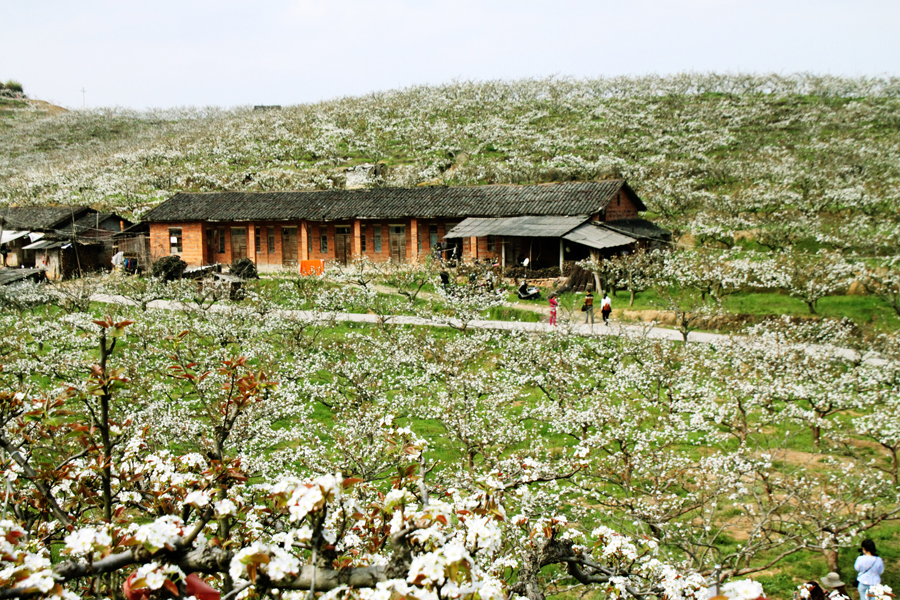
90, 294, 887, 366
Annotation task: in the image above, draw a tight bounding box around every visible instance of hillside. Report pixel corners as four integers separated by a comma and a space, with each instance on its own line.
1, 74, 899, 255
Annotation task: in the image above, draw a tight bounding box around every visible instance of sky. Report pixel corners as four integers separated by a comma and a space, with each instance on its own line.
4, 0, 900, 110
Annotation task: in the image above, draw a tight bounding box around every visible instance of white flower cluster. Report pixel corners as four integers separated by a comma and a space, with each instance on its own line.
721, 579, 764, 600
230, 542, 301, 582
0, 520, 58, 596
132, 561, 185, 591
270, 474, 340, 523
867, 585, 894, 600
589, 526, 705, 600
132, 515, 186, 552
64, 526, 113, 557
404, 540, 504, 599
383, 488, 416, 513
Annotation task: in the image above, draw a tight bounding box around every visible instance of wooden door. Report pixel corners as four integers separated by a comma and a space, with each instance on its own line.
205, 229, 217, 264
334, 226, 351, 265
282, 227, 298, 266
389, 226, 406, 264
231, 227, 247, 261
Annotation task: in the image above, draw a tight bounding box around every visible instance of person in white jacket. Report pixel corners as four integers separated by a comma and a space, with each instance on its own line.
854, 539, 885, 599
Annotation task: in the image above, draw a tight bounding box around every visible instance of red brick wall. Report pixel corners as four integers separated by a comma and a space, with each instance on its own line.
604, 189, 639, 221
151, 217, 494, 268
149, 222, 205, 267
251, 223, 294, 269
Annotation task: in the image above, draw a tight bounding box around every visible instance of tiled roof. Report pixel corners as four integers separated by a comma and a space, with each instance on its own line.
58, 212, 131, 235
143, 181, 646, 223
0, 206, 91, 231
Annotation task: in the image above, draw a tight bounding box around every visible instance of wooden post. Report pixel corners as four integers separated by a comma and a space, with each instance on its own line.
501, 238, 506, 269
470, 236, 478, 261
247, 225, 256, 264
300, 222, 309, 261
559, 238, 564, 271
590, 249, 602, 293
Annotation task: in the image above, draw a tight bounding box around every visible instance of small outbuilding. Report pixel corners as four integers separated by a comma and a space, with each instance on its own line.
0, 206, 131, 279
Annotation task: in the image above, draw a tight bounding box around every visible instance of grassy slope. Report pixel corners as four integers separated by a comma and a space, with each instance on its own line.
0, 76, 897, 255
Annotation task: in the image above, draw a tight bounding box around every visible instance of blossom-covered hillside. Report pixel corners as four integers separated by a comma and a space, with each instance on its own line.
1, 73, 899, 253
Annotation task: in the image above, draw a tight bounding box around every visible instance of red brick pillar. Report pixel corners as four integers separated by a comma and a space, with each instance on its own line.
352, 219, 361, 258
409, 218, 419, 264
247, 225, 257, 264
300, 222, 309, 261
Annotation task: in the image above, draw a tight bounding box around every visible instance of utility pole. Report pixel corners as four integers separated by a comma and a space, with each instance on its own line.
81, 88, 86, 109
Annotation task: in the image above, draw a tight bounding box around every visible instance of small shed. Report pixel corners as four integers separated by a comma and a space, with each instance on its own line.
0, 206, 132, 278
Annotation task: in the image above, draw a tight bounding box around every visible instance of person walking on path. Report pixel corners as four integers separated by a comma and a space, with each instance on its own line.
548, 293, 559, 326
855, 539, 885, 600
583, 289, 595, 327
600, 293, 612, 326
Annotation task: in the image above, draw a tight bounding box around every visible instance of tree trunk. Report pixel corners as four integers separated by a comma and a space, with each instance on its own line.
824, 548, 840, 576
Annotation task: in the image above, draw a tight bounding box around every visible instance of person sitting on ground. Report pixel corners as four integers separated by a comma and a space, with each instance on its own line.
820, 573, 848, 599
803, 581, 827, 600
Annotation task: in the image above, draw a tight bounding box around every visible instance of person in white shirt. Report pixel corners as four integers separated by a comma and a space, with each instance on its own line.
854, 539, 885, 599
600, 293, 612, 325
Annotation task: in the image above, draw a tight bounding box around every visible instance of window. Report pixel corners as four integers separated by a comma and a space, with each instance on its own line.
417, 231, 422, 253
487, 235, 495, 253
320, 231, 328, 254
268, 227, 275, 254
361, 229, 367, 253
374, 226, 382, 253
218, 228, 226, 253
429, 225, 438, 249
308, 227, 313, 256
169, 228, 183, 254
255, 227, 261, 253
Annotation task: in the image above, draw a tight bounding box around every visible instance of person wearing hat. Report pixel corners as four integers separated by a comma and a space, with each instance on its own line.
821, 573, 848, 598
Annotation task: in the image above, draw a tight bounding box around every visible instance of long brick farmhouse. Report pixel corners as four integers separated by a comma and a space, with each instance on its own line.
142, 180, 669, 271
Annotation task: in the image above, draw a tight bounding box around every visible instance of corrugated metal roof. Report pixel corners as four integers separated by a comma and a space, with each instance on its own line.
562, 223, 636, 250
22, 240, 66, 250
0, 268, 45, 287
0, 231, 30, 244
143, 181, 645, 222
446, 216, 589, 238
601, 218, 672, 241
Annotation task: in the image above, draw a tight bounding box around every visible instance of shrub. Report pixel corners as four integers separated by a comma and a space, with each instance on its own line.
5, 80, 23, 93
230, 257, 258, 279
150, 255, 186, 281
